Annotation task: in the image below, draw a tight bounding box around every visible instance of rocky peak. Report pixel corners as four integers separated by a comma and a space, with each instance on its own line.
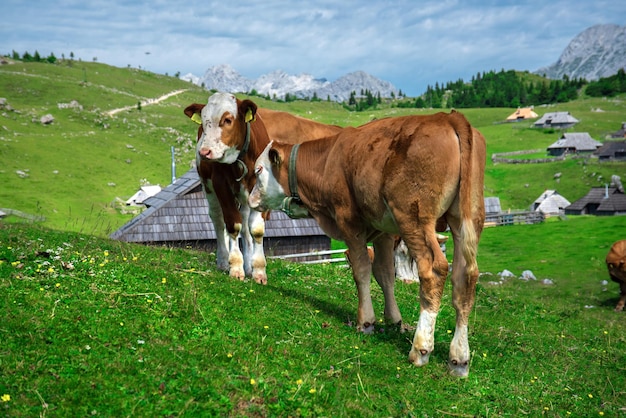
536, 24, 626, 81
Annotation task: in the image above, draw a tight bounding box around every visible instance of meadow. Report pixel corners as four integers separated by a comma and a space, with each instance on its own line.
1, 59, 626, 416
1, 215, 625, 417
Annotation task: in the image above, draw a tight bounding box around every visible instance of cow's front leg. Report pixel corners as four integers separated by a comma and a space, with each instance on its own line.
249, 210, 267, 285
227, 223, 245, 281
346, 243, 376, 333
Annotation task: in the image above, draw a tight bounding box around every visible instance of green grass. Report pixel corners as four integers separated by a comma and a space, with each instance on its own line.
1, 60, 625, 415
1, 215, 625, 417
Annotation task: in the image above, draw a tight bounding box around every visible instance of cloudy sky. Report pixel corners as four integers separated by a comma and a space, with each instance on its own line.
1, 0, 624, 96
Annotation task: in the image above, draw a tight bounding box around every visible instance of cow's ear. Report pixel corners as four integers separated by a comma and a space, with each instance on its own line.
184, 103, 204, 125
268, 147, 283, 167
240, 99, 258, 123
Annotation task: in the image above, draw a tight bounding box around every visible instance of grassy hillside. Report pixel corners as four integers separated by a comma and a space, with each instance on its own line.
0, 60, 207, 236
1, 60, 625, 237
1, 216, 625, 416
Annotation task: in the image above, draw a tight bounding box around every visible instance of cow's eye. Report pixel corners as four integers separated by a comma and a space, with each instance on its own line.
222, 117, 232, 126
255, 166, 263, 176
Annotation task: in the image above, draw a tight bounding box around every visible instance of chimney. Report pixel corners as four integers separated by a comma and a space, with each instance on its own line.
171, 146, 176, 184
605, 183, 609, 199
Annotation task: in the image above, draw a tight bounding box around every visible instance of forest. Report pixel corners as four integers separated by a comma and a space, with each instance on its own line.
398, 69, 587, 109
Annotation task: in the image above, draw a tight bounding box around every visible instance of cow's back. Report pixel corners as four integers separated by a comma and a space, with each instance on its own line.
258, 108, 342, 144
606, 239, 626, 282
323, 113, 465, 225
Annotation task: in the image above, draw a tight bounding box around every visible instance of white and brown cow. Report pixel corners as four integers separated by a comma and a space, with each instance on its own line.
606, 239, 626, 311
249, 110, 486, 376
184, 93, 342, 284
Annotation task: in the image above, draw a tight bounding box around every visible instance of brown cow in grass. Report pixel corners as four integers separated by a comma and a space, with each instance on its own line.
606, 239, 626, 311
184, 93, 341, 284
249, 110, 486, 377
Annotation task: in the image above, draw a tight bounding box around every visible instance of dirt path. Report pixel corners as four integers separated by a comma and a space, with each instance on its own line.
104, 89, 188, 117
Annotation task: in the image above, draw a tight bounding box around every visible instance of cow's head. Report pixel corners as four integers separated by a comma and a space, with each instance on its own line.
249, 141, 288, 212
184, 92, 257, 164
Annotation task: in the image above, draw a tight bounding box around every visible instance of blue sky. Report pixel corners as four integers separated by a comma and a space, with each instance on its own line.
1, 0, 625, 96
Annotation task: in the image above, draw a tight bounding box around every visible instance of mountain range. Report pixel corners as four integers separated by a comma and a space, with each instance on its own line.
536, 24, 626, 81
182, 24, 626, 101
182, 66, 399, 102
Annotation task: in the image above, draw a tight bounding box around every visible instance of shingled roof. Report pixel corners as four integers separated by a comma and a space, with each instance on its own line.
110, 168, 327, 246
595, 140, 626, 160
565, 187, 626, 216
547, 132, 602, 156
506, 107, 538, 121
532, 190, 571, 215
533, 111, 579, 129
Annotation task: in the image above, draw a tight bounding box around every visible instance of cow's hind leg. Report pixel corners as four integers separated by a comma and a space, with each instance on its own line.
372, 234, 402, 326
447, 218, 480, 377
404, 227, 449, 368
239, 205, 254, 278
205, 191, 229, 272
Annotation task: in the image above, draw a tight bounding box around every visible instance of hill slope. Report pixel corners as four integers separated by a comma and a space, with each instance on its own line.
1, 59, 625, 237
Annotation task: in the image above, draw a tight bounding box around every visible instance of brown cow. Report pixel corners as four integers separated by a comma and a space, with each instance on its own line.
184, 93, 342, 284
606, 239, 626, 311
249, 110, 486, 377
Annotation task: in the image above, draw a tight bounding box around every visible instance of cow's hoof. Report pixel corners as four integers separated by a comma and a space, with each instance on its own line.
615, 305, 624, 312
230, 268, 245, 281
408, 347, 430, 367
357, 323, 375, 334
448, 359, 470, 378
397, 322, 414, 333
253, 272, 268, 285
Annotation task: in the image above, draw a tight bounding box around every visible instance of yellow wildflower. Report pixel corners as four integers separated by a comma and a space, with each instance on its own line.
1, 394, 10, 402
250, 378, 256, 385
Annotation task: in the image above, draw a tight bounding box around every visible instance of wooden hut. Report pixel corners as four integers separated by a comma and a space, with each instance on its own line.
110, 168, 330, 256
564, 186, 626, 216
506, 107, 538, 122
532, 190, 571, 216
595, 140, 626, 161
547, 133, 602, 156
533, 111, 579, 129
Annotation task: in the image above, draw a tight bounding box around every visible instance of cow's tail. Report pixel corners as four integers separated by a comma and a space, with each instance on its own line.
450, 110, 485, 278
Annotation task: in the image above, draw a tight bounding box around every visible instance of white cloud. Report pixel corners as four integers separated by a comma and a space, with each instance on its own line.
1, 0, 625, 95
